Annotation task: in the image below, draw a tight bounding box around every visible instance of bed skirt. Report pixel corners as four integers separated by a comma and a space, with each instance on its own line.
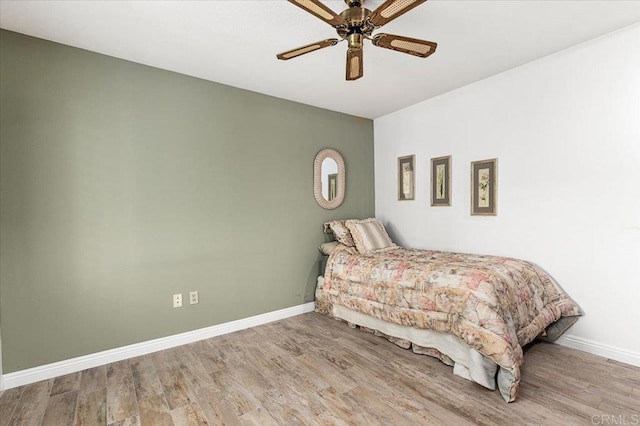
317, 276, 519, 400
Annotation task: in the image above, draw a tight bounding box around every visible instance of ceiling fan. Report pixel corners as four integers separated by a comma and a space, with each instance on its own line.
276, 0, 437, 81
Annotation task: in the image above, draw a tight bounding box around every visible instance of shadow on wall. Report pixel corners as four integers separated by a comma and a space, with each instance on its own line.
306, 262, 321, 303
306, 226, 345, 302
383, 220, 405, 248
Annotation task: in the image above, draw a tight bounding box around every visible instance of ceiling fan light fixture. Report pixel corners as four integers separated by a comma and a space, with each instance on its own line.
347, 33, 364, 49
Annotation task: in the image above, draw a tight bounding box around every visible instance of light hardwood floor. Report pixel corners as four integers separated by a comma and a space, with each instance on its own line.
1, 312, 639, 425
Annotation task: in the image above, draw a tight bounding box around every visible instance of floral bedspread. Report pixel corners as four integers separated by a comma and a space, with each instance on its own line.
316, 245, 582, 402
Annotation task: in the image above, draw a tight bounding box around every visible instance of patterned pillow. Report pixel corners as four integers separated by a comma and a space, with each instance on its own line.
324, 220, 356, 247
345, 218, 396, 254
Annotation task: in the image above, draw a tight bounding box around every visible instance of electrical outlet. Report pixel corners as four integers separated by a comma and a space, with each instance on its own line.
173, 293, 182, 308
189, 291, 199, 305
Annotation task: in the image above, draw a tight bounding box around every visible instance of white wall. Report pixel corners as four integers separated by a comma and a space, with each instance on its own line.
374, 24, 640, 364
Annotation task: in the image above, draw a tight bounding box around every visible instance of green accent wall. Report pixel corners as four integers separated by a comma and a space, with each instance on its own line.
0, 30, 374, 373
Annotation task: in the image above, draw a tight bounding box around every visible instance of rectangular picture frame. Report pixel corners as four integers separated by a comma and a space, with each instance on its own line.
431, 155, 451, 206
471, 158, 498, 216
398, 155, 415, 201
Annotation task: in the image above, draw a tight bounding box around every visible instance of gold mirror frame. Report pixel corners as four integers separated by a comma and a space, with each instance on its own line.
314, 148, 346, 209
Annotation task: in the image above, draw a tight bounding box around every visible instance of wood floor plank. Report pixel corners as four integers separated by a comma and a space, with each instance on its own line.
150, 348, 182, 371
193, 349, 227, 374
154, 365, 193, 411
193, 386, 241, 426
173, 345, 216, 394
238, 407, 280, 426
523, 367, 604, 407
273, 337, 305, 357
533, 387, 609, 422
170, 401, 210, 426
130, 356, 164, 401
51, 372, 81, 396
269, 359, 328, 395
0, 401, 20, 426
227, 364, 272, 398
108, 414, 140, 426
317, 386, 384, 426
74, 388, 107, 426
0, 387, 23, 405
253, 388, 316, 426
307, 345, 355, 371
192, 335, 244, 372
41, 390, 78, 426
6, 380, 52, 426
106, 361, 138, 424
598, 396, 640, 416
137, 394, 173, 426
266, 378, 332, 420
209, 368, 260, 417
344, 364, 443, 424
230, 342, 282, 382
330, 336, 388, 370
295, 353, 357, 394
218, 341, 252, 369
0, 387, 23, 426
341, 385, 412, 426
79, 366, 107, 396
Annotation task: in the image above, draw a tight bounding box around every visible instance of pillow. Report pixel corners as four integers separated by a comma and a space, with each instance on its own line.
324, 220, 356, 247
318, 241, 339, 255
345, 218, 396, 254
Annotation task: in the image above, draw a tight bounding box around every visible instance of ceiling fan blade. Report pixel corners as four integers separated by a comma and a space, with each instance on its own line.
287, 0, 347, 27
346, 48, 363, 81
368, 0, 427, 27
372, 33, 437, 58
277, 38, 339, 60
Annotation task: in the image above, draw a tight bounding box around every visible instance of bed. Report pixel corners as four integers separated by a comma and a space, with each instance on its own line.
316, 218, 582, 402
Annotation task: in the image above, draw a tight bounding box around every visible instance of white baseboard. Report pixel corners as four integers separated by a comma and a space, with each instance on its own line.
556, 334, 640, 367
1, 302, 315, 391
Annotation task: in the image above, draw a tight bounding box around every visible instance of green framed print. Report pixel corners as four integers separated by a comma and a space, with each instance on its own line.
471, 158, 498, 216
398, 155, 415, 201
431, 155, 451, 206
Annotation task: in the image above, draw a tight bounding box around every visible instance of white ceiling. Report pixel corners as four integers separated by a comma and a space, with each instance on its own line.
1, 1, 639, 119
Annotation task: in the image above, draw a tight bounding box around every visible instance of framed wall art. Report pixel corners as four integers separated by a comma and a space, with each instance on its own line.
431, 155, 451, 206
471, 158, 498, 215
398, 155, 415, 201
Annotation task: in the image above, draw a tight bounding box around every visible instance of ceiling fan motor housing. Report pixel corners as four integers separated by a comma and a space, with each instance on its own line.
338, 4, 373, 47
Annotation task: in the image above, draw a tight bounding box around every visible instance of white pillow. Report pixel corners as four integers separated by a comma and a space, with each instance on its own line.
318, 241, 339, 255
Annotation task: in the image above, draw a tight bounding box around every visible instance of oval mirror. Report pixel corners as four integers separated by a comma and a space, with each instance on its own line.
314, 149, 345, 209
